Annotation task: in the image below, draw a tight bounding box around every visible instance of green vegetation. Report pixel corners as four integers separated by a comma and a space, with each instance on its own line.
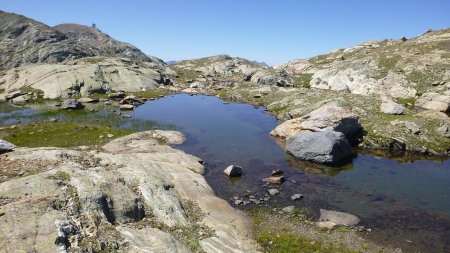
2, 121, 134, 148
377, 55, 400, 76
128, 89, 171, 99
293, 73, 313, 88
396, 97, 416, 107
54, 171, 71, 181
249, 208, 362, 253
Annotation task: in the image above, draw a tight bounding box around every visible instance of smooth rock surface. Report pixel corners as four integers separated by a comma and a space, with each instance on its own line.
0, 131, 258, 252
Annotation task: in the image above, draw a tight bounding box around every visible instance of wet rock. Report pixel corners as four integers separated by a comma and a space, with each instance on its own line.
120, 95, 144, 105
223, 165, 242, 177
271, 169, 283, 176
234, 199, 243, 206
78, 97, 99, 103
267, 189, 279, 196
120, 104, 135, 110
380, 98, 405, 115
320, 209, 360, 226
0, 140, 16, 152
291, 194, 304, 201
108, 92, 126, 100
286, 131, 352, 164
60, 99, 84, 110
263, 175, 285, 185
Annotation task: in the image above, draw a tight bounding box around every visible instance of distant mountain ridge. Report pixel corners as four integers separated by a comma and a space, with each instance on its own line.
0, 11, 163, 68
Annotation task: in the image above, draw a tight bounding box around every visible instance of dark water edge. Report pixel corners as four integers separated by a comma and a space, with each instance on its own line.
1, 94, 450, 252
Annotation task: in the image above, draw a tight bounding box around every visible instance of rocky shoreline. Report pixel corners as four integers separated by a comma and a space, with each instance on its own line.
0, 131, 259, 252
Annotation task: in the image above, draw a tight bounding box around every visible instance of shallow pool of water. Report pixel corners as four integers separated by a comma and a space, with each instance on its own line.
1, 94, 450, 252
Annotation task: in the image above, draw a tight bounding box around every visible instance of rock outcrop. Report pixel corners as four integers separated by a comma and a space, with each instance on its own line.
270, 102, 361, 141
0, 11, 173, 99
0, 131, 258, 252
276, 28, 450, 109
0, 11, 161, 68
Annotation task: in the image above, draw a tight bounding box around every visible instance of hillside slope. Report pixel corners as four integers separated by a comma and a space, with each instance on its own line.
0, 11, 162, 68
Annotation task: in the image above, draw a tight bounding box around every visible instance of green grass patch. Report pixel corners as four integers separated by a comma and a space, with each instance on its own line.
128, 89, 171, 99
396, 97, 416, 107
2, 121, 134, 148
293, 73, 313, 88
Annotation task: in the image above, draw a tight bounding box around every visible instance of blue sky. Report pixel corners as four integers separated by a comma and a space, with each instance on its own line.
1, 0, 449, 65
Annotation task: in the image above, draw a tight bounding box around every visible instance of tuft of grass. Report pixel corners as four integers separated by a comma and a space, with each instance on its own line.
54, 171, 71, 181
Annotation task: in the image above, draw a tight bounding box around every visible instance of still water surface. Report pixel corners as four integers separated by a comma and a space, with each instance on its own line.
1, 94, 450, 252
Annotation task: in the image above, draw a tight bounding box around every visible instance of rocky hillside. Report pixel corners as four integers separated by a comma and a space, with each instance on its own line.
0, 11, 161, 68
275, 28, 450, 111
172, 55, 293, 88
0, 11, 175, 99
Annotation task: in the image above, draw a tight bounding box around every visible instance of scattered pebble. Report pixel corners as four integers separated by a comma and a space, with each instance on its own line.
267, 188, 279, 196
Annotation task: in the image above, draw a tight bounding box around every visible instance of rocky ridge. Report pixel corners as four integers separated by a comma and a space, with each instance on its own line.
0, 11, 175, 99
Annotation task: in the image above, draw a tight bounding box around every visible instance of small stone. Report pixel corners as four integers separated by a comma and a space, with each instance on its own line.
263, 176, 285, 185
223, 165, 242, 177
282, 206, 295, 213
253, 94, 262, 98
107, 134, 114, 138
267, 189, 279, 196
234, 199, 243, 206
291, 194, 304, 201
316, 221, 336, 229
120, 104, 135, 110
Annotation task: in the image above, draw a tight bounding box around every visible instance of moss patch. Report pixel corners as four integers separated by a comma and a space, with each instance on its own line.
2, 121, 134, 148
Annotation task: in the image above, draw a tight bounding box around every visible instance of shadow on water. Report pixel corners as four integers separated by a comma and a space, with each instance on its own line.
2, 94, 450, 252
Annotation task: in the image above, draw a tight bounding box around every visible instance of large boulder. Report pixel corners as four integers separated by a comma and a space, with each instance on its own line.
286, 131, 352, 164
271, 103, 361, 141
416, 92, 450, 112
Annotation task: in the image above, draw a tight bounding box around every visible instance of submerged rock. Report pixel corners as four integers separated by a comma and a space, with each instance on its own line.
262, 175, 285, 185
77, 97, 99, 103
223, 165, 242, 177
286, 131, 352, 164
319, 209, 360, 226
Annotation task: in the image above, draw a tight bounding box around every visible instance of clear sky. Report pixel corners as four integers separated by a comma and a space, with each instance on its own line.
1, 0, 449, 65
